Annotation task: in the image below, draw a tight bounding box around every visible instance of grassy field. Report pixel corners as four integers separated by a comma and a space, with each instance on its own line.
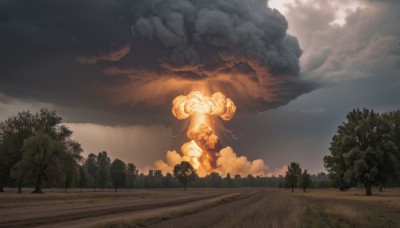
218, 188, 400, 227
0, 188, 223, 209
1, 188, 400, 227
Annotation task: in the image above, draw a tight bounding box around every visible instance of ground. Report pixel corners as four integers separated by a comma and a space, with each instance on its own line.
0, 188, 399, 227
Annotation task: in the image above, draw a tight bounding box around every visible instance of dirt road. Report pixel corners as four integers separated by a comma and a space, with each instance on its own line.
150, 190, 267, 228
0, 188, 260, 227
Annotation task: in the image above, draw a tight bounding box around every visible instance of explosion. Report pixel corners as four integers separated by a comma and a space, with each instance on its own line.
155, 91, 277, 177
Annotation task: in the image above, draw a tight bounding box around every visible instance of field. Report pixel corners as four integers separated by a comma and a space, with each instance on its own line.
0, 188, 399, 227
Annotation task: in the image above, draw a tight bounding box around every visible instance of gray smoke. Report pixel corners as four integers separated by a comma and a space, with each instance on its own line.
128, 0, 302, 76
0, 0, 311, 124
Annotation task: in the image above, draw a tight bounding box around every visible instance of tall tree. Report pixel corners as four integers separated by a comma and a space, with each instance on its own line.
79, 165, 89, 192
324, 109, 400, 195
126, 163, 138, 190
61, 140, 83, 192
8, 109, 82, 194
324, 133, 351, 191
11, 130, 63, 193
0, 111, 36, 193
97, 151, 111, 192
85, 153, 98, 192
298, 170, 312, 192
110, 159, 127, 192
173, 161, 197, 191
285, 162, 302, 192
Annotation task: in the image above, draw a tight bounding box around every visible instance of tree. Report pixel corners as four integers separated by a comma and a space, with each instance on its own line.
97, 151, 111, 192
0, 111, 36, 193
85, 153, 98, 192
11, 130, 64, 193
61, 140, 83, 192
79, 165, 89, 192
285, 162, 302, 192
298, 170, 312, 192
0, 109, 82, 193
126, 163, 138, 190
206, 172, 222, 188
223, 173, 234, 188
324, 109, 400, 195
173, 161, 197, 191
110, 159, 127, 192
324, 133, 352, 191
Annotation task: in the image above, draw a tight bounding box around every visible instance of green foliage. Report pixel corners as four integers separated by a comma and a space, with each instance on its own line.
110, 159, 127, 192
324, 108, 400, 195
0, 110, 36, 192
79, 165, 89, 191
285, 162, 302, 192
1, 109, 83, 194
11, 130, 64, 193
97, 151, 111, 192
126, 163, 138, 189
173, 161, 197, 191
298, 170, 312, 192
85, 153, 98, 191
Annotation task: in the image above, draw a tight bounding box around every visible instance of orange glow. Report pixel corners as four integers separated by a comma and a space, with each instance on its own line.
155, 90, 270, 177
181, 140, 202, 169
171, 91, 236, 172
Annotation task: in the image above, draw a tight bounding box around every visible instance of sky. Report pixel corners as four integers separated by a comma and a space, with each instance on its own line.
0, 0, 399, 175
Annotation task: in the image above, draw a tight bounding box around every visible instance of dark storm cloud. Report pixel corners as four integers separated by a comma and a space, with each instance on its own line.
284, 0, 400, 84
0, 0, 311, 124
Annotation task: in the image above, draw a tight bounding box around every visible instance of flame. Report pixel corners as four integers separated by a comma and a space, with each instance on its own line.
155, 90, 272, 177
170, 91, 236, 171
172, 91, 236, 121
181, 140, 202, 169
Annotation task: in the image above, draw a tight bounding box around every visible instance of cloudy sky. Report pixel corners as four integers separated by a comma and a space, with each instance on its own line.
0, 0, 399, 174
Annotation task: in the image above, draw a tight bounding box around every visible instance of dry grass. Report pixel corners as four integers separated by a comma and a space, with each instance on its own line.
294, 188, 400, 227
216, 188, 400, 228
0, 188, 197, 208
216, 190, 307, 228
2, 188, 400, 227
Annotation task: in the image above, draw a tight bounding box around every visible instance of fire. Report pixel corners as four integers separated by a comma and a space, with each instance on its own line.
181, 140, 202, 169
171, 91, 236, 173
155, 90, 274, 177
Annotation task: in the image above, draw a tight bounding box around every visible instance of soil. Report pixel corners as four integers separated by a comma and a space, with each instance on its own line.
0, 188, 260, 227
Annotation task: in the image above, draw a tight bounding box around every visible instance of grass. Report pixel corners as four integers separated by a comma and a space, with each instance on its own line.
297, 188, 400, 227
216, 188, 400, 228
0, 188, 188, 208
2, 188, 400, 227
216, 190, 306, 228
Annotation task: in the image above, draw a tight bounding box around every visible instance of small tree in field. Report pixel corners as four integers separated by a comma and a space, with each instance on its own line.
285, 162, 302, 192
298, 170, 312, 192
173, 161, 197, 191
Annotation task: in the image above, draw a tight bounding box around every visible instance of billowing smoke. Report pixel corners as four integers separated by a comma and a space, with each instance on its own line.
0, 0, 310, 120
0, 0, 307, 175
155, 91, 285, 177
96, 0, 309, 111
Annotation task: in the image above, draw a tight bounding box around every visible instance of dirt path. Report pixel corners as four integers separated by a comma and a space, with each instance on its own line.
0, 193, 224, 227
149, 190, 266, 228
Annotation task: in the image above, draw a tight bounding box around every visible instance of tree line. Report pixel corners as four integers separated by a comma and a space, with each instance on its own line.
0, 109, 330, 193
3, 108, 397, 194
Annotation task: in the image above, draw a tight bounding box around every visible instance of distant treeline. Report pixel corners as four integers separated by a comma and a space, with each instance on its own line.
2, 150, 333, 191
0, 109, 332, 193
1, 108, 399, 194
